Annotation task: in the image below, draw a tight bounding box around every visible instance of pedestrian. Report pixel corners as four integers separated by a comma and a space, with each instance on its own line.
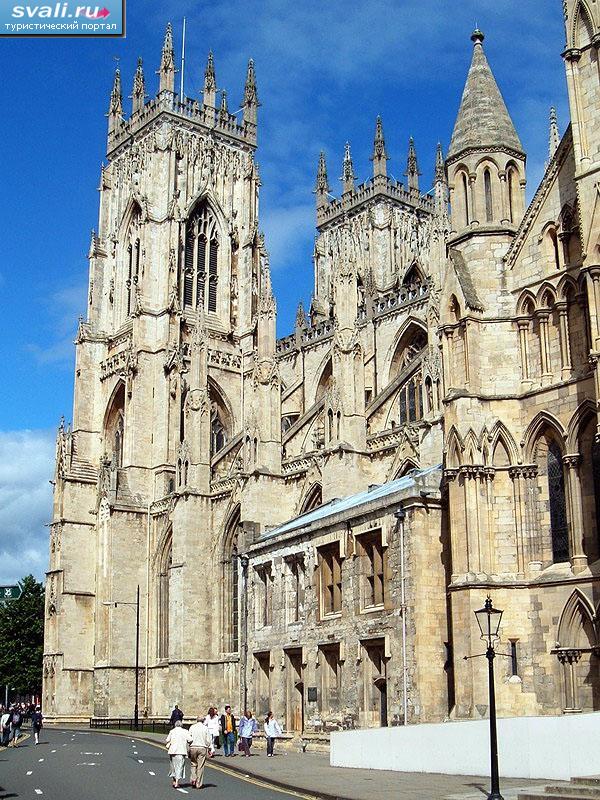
219, 704, 237, 757
31, 706, 43, 745
238, 709, 258, 757
165, 719, 191, 789
264, 711, 282, 757
203, 707, 220, 756
9, 706, 23, 747
1, 707, 10, 747
188, 715, 213, 789
169, 703, 184, 726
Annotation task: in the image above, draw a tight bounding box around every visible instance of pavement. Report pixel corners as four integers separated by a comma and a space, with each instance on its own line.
0, 727, 303, 799
90, 727, 564, 800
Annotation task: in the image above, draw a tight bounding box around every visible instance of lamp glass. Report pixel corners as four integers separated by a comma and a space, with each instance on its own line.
474, 597, 503, 644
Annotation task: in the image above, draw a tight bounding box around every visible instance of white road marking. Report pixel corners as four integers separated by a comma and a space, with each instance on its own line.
51, 749, 56, 753
76, 762, 97, 766
81, 752, 102, 755
26, 771, 32, 776
148, 771, 155, 776
35, 790, 43, 795
62, 743, 68, 747
137, 758, 143, 763
38, 758, 44, 762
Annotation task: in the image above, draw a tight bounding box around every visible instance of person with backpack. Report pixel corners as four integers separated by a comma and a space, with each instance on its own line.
31, 706, 43, 745
9, 706, 23, 747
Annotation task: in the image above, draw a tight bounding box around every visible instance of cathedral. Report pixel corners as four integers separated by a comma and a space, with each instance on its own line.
44, 1, 600, 743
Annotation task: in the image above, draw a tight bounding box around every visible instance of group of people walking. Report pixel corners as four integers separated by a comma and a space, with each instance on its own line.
1, 704, 43, 747
166, 704, 283, 789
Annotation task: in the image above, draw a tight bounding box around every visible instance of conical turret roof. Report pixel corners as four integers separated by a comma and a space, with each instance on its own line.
448, 30, 523, 160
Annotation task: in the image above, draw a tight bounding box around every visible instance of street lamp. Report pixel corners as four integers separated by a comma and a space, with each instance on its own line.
103, 584, 140, 730
474, 596, 504, 800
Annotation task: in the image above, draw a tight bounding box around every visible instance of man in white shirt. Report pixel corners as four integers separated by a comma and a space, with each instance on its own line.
1, 709, 10, 747
188, 715, 213, 788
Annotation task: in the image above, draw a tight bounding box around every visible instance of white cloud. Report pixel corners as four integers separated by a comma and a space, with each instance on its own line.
27, 280, 87, 367
0, 429, 55, 585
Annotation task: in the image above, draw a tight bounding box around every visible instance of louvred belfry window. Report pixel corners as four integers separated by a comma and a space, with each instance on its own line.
183, 202, 219, 313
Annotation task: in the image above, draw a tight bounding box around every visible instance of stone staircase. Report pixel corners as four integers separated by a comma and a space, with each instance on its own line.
519, 776, 600, 800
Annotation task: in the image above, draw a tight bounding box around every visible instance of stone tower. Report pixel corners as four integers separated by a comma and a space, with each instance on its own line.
44, 25, 267, 719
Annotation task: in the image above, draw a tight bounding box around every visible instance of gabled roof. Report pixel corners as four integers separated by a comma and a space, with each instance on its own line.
448, 32, 524, 161
259, 464, 442, 541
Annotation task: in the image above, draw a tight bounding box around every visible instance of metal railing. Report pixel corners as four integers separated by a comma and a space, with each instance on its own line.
89, 718, 184, 734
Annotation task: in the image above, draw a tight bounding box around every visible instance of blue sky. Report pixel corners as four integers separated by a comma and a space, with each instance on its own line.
0, 0, 569, 583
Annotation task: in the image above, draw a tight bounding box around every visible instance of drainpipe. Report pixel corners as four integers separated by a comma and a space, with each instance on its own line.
394, 506, 408, 725
144, 500, 151, 715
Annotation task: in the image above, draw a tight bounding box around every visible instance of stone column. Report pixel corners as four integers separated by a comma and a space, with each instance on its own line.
537, 310, 552, 385
522, 465, 542, 571
557, 649, 582, 713
509, 466, 526, 577
498, 170, 508, 224
563, 454, 588, 574
556, 301, 572, 380
468, 173, 478, 226
462, 321, 470, 386
586, 267, 600, 351
516, 318, 533, 388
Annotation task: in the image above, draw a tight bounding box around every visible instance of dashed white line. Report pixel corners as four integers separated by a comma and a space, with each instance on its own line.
34, 790, 43, 795
137, 758, 143, 763
26, 771, 32, 776
38, 758, 44, 762
51, 749, 56, 753
148, 771, 155, 776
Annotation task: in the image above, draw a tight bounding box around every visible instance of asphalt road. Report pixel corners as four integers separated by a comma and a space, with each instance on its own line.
0, 728, 306, 800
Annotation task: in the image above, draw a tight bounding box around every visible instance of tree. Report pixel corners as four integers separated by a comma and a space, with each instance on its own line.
0, 575, 44, 696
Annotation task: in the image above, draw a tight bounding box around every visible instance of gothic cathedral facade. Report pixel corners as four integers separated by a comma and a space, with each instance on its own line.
45, 3, 600, 737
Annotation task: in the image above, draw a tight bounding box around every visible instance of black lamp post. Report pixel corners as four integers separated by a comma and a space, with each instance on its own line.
474, 596, 504, 800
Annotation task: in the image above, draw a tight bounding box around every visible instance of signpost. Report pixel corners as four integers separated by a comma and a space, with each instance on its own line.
0, 586, 21, 601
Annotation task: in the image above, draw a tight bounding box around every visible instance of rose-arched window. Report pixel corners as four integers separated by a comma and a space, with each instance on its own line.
184, 202, 219, 313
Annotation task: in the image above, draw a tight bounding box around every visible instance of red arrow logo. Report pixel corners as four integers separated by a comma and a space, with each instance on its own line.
88, 7, 110, 17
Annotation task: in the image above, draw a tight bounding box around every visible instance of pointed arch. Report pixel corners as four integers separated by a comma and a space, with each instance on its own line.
313, 355, 333, 404
558, 274, 578, 303
221, 504, 242, 653
523, 411, 566, 462
567, 399, 596, 452
463, 429, 482, 466
300, 482, 322, 514
386, 318, 428, 383
445, 425, 464, 469
571, 0, 595, 49
558, 589, 596, 649
516, 290, 536, 316
103, 380, 126, 468
488, 421, 519, 467
536, 282, 558, 308
118, 196, 144, 237
156, 527, 172, 661
393, 458, 419, 479
183, 195, 224, 313
208, 377, 234, 457
402, 263, 425, 288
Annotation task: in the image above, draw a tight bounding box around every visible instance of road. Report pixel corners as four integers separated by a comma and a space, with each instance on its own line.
0, 728, 307, 800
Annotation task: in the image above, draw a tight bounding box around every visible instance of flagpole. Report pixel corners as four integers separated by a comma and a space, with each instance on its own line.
180, 17, 186, 99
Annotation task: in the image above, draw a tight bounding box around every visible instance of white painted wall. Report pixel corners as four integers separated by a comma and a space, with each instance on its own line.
330, 712, 600, 780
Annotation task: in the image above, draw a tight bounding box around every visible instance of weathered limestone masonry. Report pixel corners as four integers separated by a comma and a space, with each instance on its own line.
45, 2, 600, 744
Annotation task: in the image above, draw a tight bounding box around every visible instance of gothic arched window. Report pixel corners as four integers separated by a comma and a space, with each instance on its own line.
301, 483, 322, 514
157, 536, 172, 660
104, 382, 126, 469
462, 173, 470, 226
211, 405, 227, 457
184, 202, 219, 313
222, 508, 242, 653
399, 374, 423, 425
484, 168, 493, 222
507, 168, 516, 223
548, 441, 569, 563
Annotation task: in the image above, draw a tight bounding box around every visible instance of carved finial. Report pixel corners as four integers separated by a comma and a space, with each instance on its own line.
295, 301, 307, 329
158, 22, 175, 94
204, 51, 216, 102
341, 142, 356, 194
405, 136, 421, 192
108, 67, 123, 124
315, 151, 330, 208
435, 142, 445, 183
131, 57, 147, 114
370, 116, 388, 178
219, 89, 229, 122
243, 58, 259, 127
549, 106, 560, 159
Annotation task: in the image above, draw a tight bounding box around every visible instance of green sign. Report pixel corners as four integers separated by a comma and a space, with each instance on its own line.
0, 586, 21, 600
